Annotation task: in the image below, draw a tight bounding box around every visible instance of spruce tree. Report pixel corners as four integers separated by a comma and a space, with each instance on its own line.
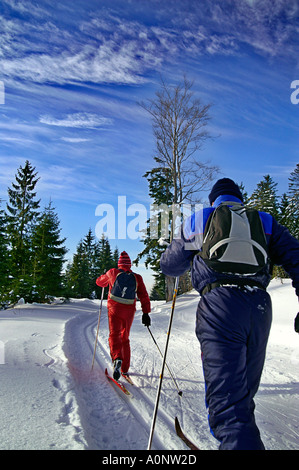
249, 175, 281, 278
6, 160, 40, 279
278, 193, 292, 228
65, 241, 90, 298
288, 163, 299, 198
239, 182, 250, 205
31, 201, 67, 302
272, 193, 292, 280
112, 247, 119, 267
248, 175, 279, 218
94, 234, 114, 298
0, 199, 9, 305
82, 228, 98, 297
287, 163, 299, 239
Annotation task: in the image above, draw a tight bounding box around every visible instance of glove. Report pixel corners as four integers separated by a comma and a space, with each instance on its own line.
142, 313, 151, 327
295, 313, 299, 333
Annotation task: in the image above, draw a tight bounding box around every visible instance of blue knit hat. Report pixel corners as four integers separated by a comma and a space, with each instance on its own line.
208, 178, 243, 205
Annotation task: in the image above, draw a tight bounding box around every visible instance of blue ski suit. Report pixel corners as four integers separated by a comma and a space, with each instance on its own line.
160, 195, 299, 450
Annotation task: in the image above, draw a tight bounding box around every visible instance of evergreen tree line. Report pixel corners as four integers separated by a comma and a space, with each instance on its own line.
136, 163, 299, 300
0, 160, 118, 306
0, 160, 69, 305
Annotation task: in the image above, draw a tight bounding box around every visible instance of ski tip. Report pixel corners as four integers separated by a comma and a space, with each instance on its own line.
174, 417, 199, 451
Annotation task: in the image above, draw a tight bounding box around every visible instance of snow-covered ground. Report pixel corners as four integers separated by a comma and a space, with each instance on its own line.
0, 279, 298, 450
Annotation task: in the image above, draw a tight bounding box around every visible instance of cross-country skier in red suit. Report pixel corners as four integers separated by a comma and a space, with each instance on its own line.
96, 251, 151, 380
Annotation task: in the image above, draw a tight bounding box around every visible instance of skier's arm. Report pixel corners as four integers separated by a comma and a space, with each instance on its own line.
268, 219, 299, 334
160, 237, 195, 277
268, 218, 299, 297
96, 271, 110, 288
160, 208, 208, 277
136, 274, 151, 314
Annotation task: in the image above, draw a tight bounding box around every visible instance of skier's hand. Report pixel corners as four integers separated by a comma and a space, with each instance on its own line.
295, 312, 299, 333
142, 313, 151, 327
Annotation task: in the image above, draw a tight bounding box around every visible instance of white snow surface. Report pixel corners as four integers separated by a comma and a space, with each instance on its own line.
0, 279, 298, 451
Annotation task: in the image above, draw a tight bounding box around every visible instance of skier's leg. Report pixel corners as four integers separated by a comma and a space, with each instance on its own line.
246, 290, 272, 398
120, 312, 135, 374
196, 287, 269, 450
108, 311, 124, 362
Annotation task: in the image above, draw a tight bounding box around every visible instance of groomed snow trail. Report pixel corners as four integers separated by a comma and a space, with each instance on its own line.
62, 297, 202, 451
0, 280, 298, 450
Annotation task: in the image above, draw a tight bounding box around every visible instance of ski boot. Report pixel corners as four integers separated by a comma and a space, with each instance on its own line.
113, 358, 122, 381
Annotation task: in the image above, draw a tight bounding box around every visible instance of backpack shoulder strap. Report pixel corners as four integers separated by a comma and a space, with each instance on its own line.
130, 272, 138, 291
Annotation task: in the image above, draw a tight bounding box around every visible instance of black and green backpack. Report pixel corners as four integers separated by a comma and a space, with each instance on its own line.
200, 202, 269, 274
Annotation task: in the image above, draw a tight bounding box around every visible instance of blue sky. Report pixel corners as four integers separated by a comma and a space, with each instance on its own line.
0, 0, 298, 290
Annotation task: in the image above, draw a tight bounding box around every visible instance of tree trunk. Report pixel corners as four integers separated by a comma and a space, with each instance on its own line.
165, 275, 176, 302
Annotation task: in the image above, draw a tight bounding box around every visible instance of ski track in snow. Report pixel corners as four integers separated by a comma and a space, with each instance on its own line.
0, 279, 298, 450
62, 303, 187, 450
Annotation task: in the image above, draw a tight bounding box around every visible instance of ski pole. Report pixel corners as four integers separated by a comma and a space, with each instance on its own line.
91, 287, 105, 371
147, 326, 182, 397
147, 276, 180, 450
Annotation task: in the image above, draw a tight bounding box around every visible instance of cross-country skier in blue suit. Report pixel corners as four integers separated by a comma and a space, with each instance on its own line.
160, 178, 299, 450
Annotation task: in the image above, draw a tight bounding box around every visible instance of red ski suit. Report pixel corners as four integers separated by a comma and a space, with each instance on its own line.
96, 267, 151, 374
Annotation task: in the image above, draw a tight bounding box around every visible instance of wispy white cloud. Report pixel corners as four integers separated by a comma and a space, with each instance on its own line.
0, 40, 156, 85
0, 8, 163, 85
2, 0, 50, 18
197, 0, 299, 58
39, 112, 114, 128
61, 137, 90, 143
0, 0, 297, 88
167, 0, 299, 60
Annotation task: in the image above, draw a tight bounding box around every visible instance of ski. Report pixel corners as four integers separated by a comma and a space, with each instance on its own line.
121, 372, 134, 386
105, 368, 132, 397
175, 417, 200, 451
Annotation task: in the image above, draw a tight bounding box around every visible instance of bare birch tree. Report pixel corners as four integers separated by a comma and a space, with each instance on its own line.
139, 76, 219, 300
140, 75, 218, 206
